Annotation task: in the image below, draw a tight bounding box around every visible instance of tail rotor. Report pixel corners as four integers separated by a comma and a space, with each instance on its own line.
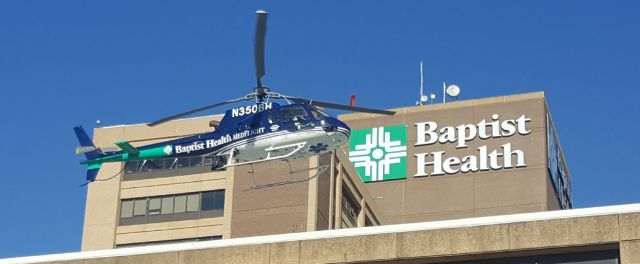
73, 126, 103, 182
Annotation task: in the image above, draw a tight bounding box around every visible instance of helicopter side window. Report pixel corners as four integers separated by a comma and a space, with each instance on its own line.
268, 111, 277, 124
281, 106, 309, 122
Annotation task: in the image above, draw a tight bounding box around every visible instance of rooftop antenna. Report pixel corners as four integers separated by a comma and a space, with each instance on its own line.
417, 61, 429, 105
442, 82, 461, 103
442, 82, 446, 103
446, 84, 461, 99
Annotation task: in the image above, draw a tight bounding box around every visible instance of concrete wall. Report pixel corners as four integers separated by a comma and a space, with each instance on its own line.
25, 205, 640, 264
229, 159, 311, 237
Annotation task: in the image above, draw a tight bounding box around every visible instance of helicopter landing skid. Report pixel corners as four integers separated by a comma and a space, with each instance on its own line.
221, 142, 308, 169
247, 161, 329, 190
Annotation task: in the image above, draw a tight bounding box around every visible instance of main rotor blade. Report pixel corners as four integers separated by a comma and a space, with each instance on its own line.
147, 97, 249, 127
255, 10, 268, 87
287, 97, 396, 115
128, 133, 203, 143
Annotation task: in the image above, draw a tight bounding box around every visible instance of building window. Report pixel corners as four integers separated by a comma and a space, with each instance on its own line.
133, 199, 147, 216
148, 198, 161, 215
174, 195, 187, 213
119, 190, 225, 226
341, 186, 361, 228
200, 190, 225, 217
161, 197, 174, 214
187, 194, 200, 212
120, 200, 134, 218
365, 217, 374, 227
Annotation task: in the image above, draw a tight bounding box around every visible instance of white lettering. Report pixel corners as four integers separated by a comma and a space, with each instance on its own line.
460, 155, 478, 172
442, 156, 461, 174
456, 124, 477, 148
439, 127, 456, 144
415, 114, 532, 148
175, 141, 205, 154
412, 114, 531, 176
503, 142, 526, 168
430, 151, 445, 176
517, 115, 532, 135
490, 114, 501, 138
478, 145, 489, 171
414, 153, 429, 177
414, 143, 526, 176
488, 148, 502, 170
414, 152, 445, 176
231, 103, 273, 118
501, 119, 517, 137
477, 119, 491, 139
415, 122, 438, 146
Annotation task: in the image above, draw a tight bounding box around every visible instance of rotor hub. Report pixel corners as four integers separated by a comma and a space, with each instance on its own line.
255, 86, 271, 102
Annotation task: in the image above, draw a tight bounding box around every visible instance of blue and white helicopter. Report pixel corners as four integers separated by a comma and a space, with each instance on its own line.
75, 11, 395, 188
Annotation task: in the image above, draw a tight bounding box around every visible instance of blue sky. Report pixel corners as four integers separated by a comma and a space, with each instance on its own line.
1, 0, 639, 258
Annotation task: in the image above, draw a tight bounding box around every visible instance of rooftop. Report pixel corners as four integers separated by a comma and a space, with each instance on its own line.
4, 203, 639, 264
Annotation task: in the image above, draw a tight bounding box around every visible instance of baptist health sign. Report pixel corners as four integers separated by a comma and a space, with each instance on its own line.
349, 125, 408, 182
349, 114, 531, 183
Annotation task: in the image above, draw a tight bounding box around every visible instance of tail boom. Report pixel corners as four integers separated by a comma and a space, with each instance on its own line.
74, 126, 175, 183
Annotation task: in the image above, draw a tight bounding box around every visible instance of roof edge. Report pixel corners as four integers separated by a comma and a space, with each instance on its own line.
340, 91, 545, 121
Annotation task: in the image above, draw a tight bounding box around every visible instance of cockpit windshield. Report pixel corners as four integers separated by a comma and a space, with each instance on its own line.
310, 107, 329, 119
280, 106, 309, 121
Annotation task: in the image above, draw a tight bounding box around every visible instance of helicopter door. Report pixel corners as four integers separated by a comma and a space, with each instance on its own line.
280, 105, 313, 131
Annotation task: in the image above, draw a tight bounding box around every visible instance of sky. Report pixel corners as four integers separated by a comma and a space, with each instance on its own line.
0, 0, 639, 258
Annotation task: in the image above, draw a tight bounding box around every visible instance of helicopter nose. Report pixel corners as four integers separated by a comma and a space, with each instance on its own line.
321, 119, 338, 133
321, 118, 350, 136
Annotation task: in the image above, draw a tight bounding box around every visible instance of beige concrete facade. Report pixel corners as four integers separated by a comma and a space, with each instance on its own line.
339, 92, 570, 223
81, 92, 571, 251
7, 204, 639, 264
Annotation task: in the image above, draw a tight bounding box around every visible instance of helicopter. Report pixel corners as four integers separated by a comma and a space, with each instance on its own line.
74, 10, 395, 188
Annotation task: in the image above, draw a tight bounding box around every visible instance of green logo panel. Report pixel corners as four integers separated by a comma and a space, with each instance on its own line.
349, 125, 407, 183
